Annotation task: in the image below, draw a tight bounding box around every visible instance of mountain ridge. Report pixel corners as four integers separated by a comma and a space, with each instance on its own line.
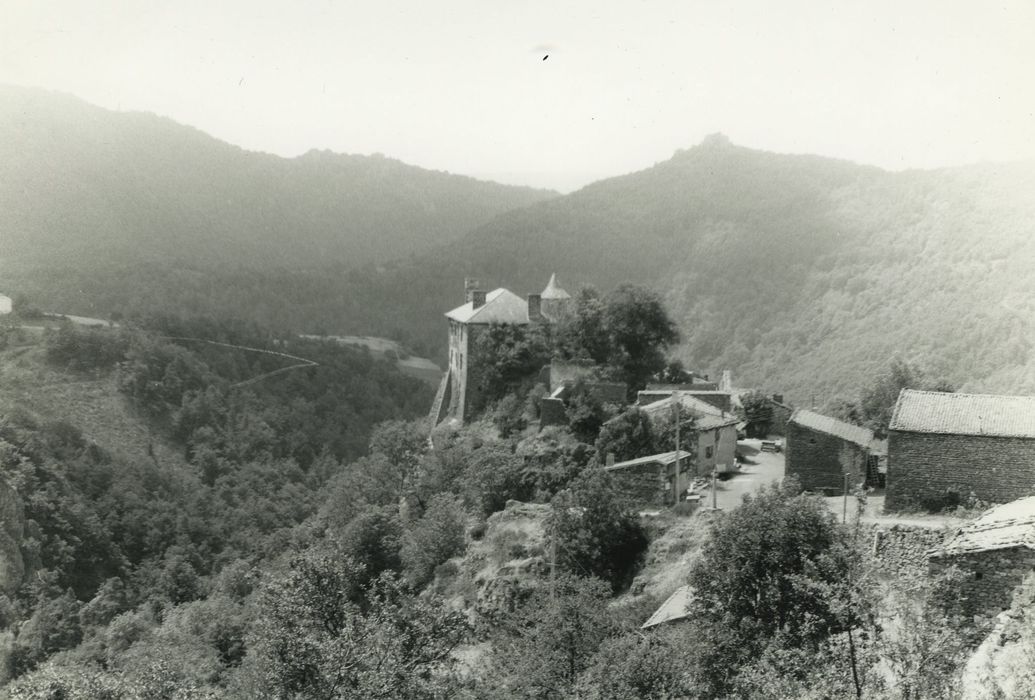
3, 85, 1035, 406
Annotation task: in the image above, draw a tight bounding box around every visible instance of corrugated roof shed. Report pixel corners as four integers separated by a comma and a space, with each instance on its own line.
445, 288, 530, 325
790, 409, 874, 448
642, 585, 694, 629
890, 389, 1035, 439
931, 496, 1035, 557
605, 450, 692, 471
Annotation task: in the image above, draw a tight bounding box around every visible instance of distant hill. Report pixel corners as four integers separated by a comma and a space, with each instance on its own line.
0, 85, 556, 270
4, 89, 1035, 405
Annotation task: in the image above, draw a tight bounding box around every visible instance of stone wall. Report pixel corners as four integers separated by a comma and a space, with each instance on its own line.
886, 432, 1035, 511
785, 422, 868, 494
609, 462, 669, 507
930, 548, 1035, 620
870, 524, 948, 577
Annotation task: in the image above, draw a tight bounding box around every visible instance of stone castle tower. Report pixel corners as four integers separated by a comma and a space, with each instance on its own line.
428, 274, 571, 426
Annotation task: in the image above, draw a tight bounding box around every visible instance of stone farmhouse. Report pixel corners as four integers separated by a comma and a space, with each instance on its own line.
885, 390, 1035, 510
429, 275, 571, 426
639, 392, 739, 476
785, 409, 883, 495
928, 496, 1035, 619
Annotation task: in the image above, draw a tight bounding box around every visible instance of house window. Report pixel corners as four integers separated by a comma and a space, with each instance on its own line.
705, 446, 714, 459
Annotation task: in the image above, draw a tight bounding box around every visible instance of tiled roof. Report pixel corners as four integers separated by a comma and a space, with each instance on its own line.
890, 389, 1035, 439
695, 414, 740, 431
605, 450, 692, 471
641, 394, 725, 419
642, 585, 694, 629
931, 496, 1035, 557
541, 273, 571, 300
445, 288, 530, 325
790, 409, 874, 448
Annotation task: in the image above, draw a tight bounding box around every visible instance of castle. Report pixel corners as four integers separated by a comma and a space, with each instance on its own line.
428, 275, 571, 426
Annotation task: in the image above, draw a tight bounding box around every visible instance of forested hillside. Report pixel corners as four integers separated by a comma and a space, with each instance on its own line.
0, 85, 555, 270
4, 88, 1034, 405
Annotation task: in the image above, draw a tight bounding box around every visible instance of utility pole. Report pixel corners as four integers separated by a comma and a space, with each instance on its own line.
843, 472, 850, 523
712, 467, 718, 509
549, 532, 557, 603
673, 393, 681, 504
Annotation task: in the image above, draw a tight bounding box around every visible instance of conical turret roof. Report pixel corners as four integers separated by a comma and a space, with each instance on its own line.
541, 273, 571, 300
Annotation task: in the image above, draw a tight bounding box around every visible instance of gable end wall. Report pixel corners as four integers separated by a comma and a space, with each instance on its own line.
785, 422, 868, 495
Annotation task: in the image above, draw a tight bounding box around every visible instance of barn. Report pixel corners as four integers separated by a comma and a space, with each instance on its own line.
785, 409, 877, 495
885, 390, 1035, 511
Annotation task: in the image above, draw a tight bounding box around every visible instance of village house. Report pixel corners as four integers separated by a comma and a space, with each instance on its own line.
785, 409, 880, 495
885, 390, 1035, 510
639, 393, 739, 476
928, 496, 1035, 619
429, 275, 572, 426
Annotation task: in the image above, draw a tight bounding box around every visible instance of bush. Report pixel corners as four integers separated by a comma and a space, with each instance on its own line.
400, 494, 467, 588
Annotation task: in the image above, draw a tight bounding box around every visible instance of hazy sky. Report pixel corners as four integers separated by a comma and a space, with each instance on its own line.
2, 0, 1033, 192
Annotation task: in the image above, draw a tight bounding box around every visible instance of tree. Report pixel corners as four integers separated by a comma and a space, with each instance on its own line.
400, 493, 467, 588
576, 627, 700, 699
564, 380, 616, 445
548, 469, 648, 592
337, 506, 403, 588
488, 574, 615, 699
472, 322, 553, 412
599, 284, 679, 395
249, 550, 467, 699
686, 481, 864, 696
594, 407, 655, 462
740, 389, 774, 438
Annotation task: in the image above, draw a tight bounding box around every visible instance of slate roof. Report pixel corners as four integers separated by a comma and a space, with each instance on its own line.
790, 409, 874, 448
641, 394, 725, 419
605, 450, 693, 471
642, 585, 694, 629
695, 414, 740, 431
445, 288, 530, 325
890, 389, 1035, 439
541, 273, 571, 300
931, 496, 1035, 557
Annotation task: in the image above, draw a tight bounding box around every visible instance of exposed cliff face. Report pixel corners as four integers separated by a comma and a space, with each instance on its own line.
0, 477, 25, 594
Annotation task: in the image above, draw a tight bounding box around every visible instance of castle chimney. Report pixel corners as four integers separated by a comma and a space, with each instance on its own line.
464, 277, 482, 304
471, 290, 487, 309
527, 293, 543, 321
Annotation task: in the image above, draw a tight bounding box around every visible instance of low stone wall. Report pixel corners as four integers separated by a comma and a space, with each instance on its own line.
869, 524, 949, 577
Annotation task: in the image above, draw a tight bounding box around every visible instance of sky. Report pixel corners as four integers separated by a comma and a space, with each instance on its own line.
2, 0, 1034, 192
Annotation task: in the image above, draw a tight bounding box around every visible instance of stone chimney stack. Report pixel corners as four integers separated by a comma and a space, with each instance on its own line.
464, 277, 482, 304
720, 369, 733, 393
527, 294, 543, 321
471, 290, 487, 309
